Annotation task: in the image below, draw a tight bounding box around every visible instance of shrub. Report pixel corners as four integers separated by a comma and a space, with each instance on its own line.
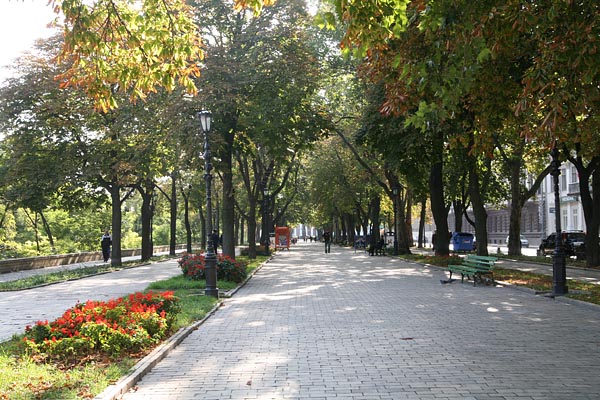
217, 255, 248, 283
178, 252, 248, 283
22, 291, 180, 361
240, 245, 270, 256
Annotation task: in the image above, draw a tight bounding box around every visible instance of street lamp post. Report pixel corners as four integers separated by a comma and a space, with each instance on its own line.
198, 110, 218, 298
392, 186, 399, 256
550, 143, 567, 296
263, 188, 270, 256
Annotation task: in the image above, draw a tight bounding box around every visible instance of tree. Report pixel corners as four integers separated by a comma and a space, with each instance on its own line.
51, 0, 202, 112
191, 0, 325, 258
505, 0, 600, 266
306, 135, 379, 244
325, 0, 540, 257
49, 0, 276, 111
0, 36, 100, 253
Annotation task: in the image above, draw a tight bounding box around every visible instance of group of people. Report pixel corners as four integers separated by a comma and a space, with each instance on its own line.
100, 228, 223, 263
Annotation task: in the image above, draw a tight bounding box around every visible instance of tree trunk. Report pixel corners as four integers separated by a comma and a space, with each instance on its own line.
453, 200, 464, 232
234, 213, 239, 246
396, 192, 411, 254
418, 198, 426, 248
335, 213, 342, 243
222, 170, 235, 258
577, 156, 600, 267
368, 195, 381, 250
110, 184, 122, 266
507, 158, 523, 256
39, 211, 55, 252
199, 200, 206, 251
346, 213, 356, 244
405, 189, 414, 247
340, 213, 348, 244
221, 130, 236, 258
430, 156, 449, 255
139, 183, 154, 262
169, 171, 177, 256
586, 166, 600, 267
239, 214, 245, 246
361, 221, 368, 240
247, 201, 257, 258
182, 188, 192, 253
469, 159, 488, 256
0, 207, 8, 230
260, 194, 268, 249
24, 211, 41, 254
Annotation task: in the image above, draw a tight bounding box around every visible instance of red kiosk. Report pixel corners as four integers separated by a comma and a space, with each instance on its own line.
275, 226, 291, 250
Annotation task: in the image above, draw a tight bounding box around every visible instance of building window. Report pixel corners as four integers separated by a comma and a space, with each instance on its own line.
562, 209, 568, 230
570, 166, 578, 184
561, 172, 567, 191
573, 207, 578, 230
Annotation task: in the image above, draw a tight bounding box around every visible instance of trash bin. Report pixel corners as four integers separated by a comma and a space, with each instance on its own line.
451, 232, 475, 252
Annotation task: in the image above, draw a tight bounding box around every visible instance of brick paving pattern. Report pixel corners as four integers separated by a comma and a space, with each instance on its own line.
120, 243, 600, 400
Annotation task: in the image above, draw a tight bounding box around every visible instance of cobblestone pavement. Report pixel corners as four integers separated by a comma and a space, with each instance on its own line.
120, 242, 600, 400
0, 260, 181, 342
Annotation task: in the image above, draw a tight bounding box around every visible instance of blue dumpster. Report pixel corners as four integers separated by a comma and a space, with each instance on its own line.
451, 232, 475, 252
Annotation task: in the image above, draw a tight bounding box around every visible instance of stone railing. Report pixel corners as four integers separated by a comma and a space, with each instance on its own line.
0, 244, 188, 274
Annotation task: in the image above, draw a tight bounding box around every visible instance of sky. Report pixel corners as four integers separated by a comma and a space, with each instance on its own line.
0, 0, 320, 83
0, 0, 58, 82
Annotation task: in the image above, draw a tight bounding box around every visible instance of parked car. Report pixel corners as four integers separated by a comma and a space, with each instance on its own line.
537, 231, 586, 257
505, 234, 529, 248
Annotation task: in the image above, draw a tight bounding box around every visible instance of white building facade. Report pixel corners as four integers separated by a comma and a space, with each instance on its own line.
539, 161, 586, 239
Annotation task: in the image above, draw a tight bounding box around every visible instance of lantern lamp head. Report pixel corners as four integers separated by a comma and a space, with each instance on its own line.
198, 110, 212, 133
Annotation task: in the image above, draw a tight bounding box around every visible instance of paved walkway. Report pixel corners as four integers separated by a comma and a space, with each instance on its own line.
0, 250, 189, 284
119, 242, 600, 400
0, 259, 182, 343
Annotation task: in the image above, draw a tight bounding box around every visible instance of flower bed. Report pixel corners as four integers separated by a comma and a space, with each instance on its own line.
22, 291, 180, 363
178, 252, 248, 283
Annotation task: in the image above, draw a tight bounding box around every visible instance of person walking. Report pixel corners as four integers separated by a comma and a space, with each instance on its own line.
210, 229, 219, 254
101, 230, 112, 262
323, 230, 332, 254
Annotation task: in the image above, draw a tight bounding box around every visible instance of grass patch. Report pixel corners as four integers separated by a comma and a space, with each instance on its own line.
492, 252, 589, 268
400, 253, 463, 267
146, 276, 217, 330
0, 279, 216, 399
399, 253, 600, 305
0, 349, 136, 400
0, 254, 267, 399
494, 267, 600, 304
493, 267, 553, 292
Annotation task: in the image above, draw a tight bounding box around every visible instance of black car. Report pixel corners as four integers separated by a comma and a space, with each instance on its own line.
538, 231, 586, 257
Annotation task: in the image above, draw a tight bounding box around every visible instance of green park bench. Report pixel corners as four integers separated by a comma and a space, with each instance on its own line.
444, 255, 497, 286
